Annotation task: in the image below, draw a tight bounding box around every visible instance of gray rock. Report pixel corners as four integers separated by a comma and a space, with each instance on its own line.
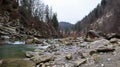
110, 38, 118, 43
0, 60, 2, 66
25, 39, 34, 44
0, 36, 10, 40
26, 51, 40, 58
65, 54, 72, 60
90, 39, 110, 49
74, 59, 86, 67
84, 30, 100, 42
66, 42, 73, 45
54, 52, 61, 55
31, 54, 54, 64
34, 49, 44, 52
25, 37, 42, 44
33, 37, 42, 44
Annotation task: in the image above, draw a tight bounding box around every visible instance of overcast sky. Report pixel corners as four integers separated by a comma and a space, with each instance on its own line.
44, 0, 101, 24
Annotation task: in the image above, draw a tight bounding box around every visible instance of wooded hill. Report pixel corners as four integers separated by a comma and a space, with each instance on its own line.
75, 0, 120, 35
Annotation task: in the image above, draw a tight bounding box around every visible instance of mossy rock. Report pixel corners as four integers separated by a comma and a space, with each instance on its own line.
89, 50, 97, 56
0, 58, 35, 67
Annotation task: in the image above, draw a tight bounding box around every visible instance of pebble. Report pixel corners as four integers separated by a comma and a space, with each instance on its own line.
107, 58, 111, 61
101, 64, 105, 67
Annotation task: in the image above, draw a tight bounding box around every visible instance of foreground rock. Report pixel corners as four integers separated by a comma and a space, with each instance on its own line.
110, 38, 119, 43
23, 37, 120, 67
89, 39, 111, 49
0, 59, 35, 67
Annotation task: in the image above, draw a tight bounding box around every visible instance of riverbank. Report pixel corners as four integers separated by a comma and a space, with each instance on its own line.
0, 37, 120, 67
34, 37, 119, 67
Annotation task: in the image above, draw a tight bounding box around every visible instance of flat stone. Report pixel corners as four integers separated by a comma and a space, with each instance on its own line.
110, 38, 118, 43
74, 59, 86, 67
31, 54, 54, 64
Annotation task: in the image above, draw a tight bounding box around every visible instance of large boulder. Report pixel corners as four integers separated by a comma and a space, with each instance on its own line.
84, 30, 101, 42
89, 39, 111, 49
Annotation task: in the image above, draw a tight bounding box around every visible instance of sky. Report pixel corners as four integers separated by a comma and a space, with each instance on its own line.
44, 0, 101, 24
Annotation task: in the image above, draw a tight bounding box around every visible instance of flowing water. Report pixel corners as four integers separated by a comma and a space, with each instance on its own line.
0, 41, 35, 59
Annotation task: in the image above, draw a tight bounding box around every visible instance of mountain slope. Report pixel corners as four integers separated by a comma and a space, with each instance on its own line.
75, 0, 120, 35
59, 22, 74, 31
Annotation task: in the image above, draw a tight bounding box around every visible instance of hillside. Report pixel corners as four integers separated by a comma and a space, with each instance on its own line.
0, 0, 59, 40
59, 22, 74, 31
75, 0, 120, 35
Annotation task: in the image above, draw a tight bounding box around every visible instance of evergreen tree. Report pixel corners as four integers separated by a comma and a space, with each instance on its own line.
51, 14, 59, 31
101, 0, 106, 7
45, 5, 50, 22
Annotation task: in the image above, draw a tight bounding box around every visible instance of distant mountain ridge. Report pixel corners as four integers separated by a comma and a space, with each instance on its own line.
59, 22, 74, 31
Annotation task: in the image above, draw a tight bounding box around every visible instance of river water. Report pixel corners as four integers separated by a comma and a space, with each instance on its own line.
0, 41, 35, 59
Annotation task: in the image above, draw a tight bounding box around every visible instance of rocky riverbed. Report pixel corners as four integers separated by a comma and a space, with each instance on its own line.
0, 37, 120, 67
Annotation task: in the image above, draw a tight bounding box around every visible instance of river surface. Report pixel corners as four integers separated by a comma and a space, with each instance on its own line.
0, 41, 36, 59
